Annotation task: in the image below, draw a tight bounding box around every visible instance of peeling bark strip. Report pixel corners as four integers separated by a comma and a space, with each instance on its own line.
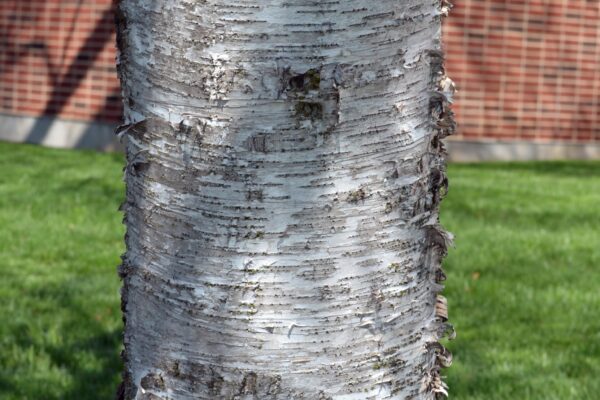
116, 1, 455, 399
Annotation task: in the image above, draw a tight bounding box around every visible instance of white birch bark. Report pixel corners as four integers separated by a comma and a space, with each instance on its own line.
115, 0, 456, 399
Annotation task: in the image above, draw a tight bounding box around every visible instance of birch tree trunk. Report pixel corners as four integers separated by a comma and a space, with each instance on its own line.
115, 0, 456, 399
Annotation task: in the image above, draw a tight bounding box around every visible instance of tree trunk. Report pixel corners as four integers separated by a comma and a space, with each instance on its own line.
115, 0, 455, 399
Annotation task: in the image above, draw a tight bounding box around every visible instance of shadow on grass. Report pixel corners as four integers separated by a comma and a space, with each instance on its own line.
45, 328, 122, 400
1, 279, 122, 400
0, 377, 16, 399
55, 271, 122, 399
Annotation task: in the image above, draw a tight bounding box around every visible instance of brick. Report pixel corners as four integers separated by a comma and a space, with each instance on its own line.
0, 0, 120, 124
2, 0, 599, 142
445, 0, 600, 143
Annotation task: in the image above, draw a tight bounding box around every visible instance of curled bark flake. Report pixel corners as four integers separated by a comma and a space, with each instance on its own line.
140, 372, 166, 392
423, 29, 456, 398
435, 267, 447, 282
427, 342, 453, 369
427, 49, 446, 78
441, 322, 457, 341
426, 371, 449, 399
429, 167, 449, 203
429, 91, 449, 120
441, 0, 454, 17
115, 120, 147, 142
435, 295, 448, 321
425, 223, 454, 254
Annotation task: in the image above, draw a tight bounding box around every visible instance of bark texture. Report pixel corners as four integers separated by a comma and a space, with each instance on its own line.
116, 0, 456, 399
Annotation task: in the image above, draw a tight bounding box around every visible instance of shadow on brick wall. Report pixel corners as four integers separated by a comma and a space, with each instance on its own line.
27, 5, 119, 148
0, 1, 121, 149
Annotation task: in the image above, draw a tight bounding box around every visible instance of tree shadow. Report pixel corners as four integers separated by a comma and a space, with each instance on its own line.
3, 278, 123, 400
26, 4, 119, 146
46, 328, 123, 400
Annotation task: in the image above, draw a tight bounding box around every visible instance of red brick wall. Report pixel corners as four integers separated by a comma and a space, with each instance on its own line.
1, 1, 599, 143
0, 0, 121, 124
445, 0, 600, 142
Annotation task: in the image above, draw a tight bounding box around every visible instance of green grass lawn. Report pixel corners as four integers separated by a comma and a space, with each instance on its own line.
0, 141, 598, 399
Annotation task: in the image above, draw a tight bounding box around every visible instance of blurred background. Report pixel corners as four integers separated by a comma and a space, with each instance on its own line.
0, 1, 598, 399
